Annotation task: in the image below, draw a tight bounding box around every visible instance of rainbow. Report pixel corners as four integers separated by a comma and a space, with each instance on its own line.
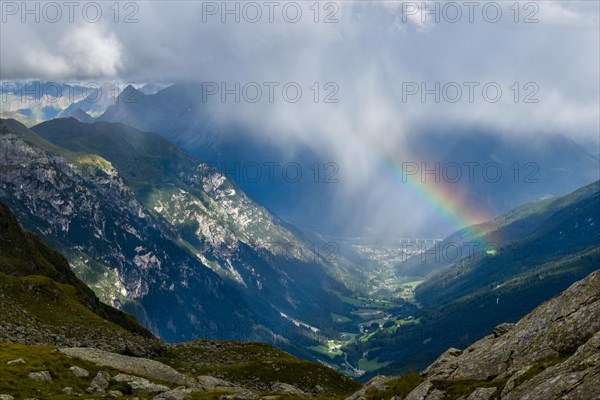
375, 150, 494, 246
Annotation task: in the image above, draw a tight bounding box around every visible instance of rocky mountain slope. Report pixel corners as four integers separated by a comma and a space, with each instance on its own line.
0, 201, 161, 357
0, 200, 360, 399
0, 117, 363, 356
347, 269, 600, 400
0, 118, 260, 343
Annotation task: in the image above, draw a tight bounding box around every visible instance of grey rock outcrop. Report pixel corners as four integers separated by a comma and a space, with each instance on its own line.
196, 376, 240, 392
69, 366, 90, 377
492, 323, 515, 338
60, 347, 195, 387
501, 330, 600, 400
467, 387, 497, 400
87, 370, 111, 394
423, 389, 444, 400
152, 387, 194, 400
27, 371, 51, 382
218, 391, 259, 400
426, 270, 600, 383
270, 382, 308, 397
113, 373, 171, 393
345, 376, 389, 400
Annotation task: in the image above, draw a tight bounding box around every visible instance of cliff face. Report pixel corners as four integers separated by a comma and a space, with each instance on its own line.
349, 270, 600, 400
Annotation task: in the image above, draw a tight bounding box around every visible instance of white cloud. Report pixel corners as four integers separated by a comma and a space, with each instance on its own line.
1, 21, 122, 80
59, 25, 123, 78
537, 1, 599, 25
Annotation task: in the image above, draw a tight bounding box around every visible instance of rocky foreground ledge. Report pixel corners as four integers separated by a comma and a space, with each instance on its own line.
345, 270, 600, 400
1, 345, 324, 399
0, 337, 360, 399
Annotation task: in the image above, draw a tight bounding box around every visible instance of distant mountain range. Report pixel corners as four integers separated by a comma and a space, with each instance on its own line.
0, 81, 166, 128
0, 81, 113, 126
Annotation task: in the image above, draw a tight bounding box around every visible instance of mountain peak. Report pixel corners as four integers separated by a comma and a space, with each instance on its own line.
117, 84, 144, 103
67, 108, 94, 123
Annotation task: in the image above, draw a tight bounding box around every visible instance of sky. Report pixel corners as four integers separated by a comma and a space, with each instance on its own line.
1, 0, 599, 236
